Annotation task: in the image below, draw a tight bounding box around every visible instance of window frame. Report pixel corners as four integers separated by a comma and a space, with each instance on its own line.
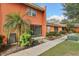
30, 25, 42, 37
54, 26, 58, 32
26, 8, 36, 16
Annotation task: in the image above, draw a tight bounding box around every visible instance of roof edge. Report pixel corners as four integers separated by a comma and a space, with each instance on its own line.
24, 3, 45, 11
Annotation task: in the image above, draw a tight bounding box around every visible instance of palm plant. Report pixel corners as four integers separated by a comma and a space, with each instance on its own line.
4, 13, 30, 40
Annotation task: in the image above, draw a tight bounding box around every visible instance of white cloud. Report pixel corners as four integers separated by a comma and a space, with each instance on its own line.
47, 15, 66, 22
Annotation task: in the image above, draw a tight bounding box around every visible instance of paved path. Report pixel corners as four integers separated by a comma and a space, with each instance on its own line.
8, 35, 67, 56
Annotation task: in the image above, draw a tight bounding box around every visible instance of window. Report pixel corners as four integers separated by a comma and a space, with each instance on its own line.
30, 25, 42, 37
27, 8, 36, 16
54, 26, 58, 32
26, 8, 31, 16
62, 27, 66, 31
31, 9, 36, 16
47, 26, 50, 32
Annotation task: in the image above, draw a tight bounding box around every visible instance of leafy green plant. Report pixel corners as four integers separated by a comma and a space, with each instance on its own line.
32, 40, 39, 46
59, 31, 66, 34
55, 32, 61, 36
4, 13, 30, 41
27, 29, 33, 35
46, 32, 53, 37
0, 35, 3, 47
46, 32, 61, 37
19, 33, 31, 47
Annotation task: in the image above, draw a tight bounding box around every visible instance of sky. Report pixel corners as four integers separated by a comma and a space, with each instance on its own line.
37, 3, 65, 21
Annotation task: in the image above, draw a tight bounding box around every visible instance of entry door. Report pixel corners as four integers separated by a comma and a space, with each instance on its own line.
8, 33, 16, 44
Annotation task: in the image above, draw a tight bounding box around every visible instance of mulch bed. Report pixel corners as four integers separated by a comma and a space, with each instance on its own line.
47, 34, 66, 40
0, 42, 44, 56
0, 45, 25, 56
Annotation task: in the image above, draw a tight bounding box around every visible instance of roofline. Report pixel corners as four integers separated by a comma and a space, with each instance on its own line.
24, 3, 45, 11
47, 23, 67, 27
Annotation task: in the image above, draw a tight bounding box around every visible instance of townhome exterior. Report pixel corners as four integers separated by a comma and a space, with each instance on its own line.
73, 24, 79, 32
47, 23, 67, 33
0, 3, 46, 44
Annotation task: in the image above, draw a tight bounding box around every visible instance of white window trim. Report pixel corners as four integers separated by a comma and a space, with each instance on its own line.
27, 8, 36, 16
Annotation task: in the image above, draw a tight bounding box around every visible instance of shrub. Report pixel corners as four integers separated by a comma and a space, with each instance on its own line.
59, 31, 66, 34
46, 32, 53, 37
19, 33, 31, 47
51, 32, 57, 36
0, 35, 3, 46
32, 40, 39, 46
46, 32, 61, 37
67, 34, 79, 41
27, 29, 33, 35
55, 32, 61, 36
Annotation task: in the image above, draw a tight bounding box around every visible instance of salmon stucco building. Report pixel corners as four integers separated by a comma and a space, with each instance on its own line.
73, 24, 79, 33
0, 3, 46, 44
47, 23, 67, 33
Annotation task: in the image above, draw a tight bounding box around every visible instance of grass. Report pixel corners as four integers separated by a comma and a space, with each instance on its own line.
40, 40, 79, 56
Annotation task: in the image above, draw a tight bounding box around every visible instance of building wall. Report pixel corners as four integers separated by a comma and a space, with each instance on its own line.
0, 4, 3, 33
50, 26, 54, 32
47, 26, 50, 32
58, 27, 62, 32
74, 27, 79, 32
41, 7, 46, 37
58, 24, 62, 32
47, 25, 62, 32
0, 3, 46, 37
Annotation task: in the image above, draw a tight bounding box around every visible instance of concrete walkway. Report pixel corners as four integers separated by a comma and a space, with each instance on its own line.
8, 35, 67, 56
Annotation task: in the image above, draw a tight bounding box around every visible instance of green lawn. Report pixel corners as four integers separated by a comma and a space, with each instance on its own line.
40, 40, 79, 56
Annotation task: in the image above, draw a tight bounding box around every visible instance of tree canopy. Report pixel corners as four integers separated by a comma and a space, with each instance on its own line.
63, 3, 79, 19
63, 3, 79, 28
4, 13, 30, 38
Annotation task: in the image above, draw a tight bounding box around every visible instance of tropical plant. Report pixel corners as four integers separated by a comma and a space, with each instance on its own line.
19, 32, 31, 47
4, 13, 30, 39
0, 35, 3, 46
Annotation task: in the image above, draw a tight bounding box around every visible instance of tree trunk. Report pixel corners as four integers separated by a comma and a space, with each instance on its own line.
17, 25, 21, 46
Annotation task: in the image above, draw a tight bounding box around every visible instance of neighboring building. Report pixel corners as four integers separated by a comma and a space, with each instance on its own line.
47, 23, 67, 32
73, 24, 79, 32
0, 3, 46, 44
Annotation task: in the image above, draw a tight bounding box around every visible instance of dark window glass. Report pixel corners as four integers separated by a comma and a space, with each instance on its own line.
27, 8, 36, 16
54, 26, 58, 32
30, 25, 42, 37
62, 27, 65, 31
8, 33, 16, 44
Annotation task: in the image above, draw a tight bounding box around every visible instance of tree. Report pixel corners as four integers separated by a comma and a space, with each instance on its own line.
61, 19, 77, 32
47, 18, 60, 24
63, 4, 79, 32
61, 19, 69, 24
63, 3, 79, 19
4, 13, 30, 40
